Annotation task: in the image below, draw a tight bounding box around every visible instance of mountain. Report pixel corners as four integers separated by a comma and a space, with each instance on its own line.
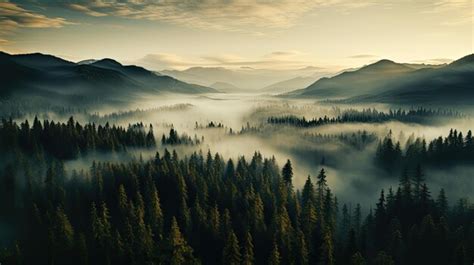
162, 66, 324, 90
349, 54, 474, 105
210, 81, 242, 92
289, 55, 474, 105
0, 52, 216, 106
290, 60, 416, 98
261, 72, 332, 94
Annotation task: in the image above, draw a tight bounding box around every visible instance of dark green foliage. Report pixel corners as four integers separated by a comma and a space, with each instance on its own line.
376, 129, 474, 170
0, 143, 472, 265
282, 159, 293, 187
223, 230, 241, 265
161, 128, 202, 145
303, 130, 377, 150
268, 108, 461, 128
0, 117, 155, 159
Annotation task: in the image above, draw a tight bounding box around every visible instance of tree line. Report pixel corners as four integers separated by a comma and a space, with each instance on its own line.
0, 117, 155, 160
161, 128, 203, 145
0, 148, 472, 265
375, 129, 474, 171
302, 130, 377, 150
267, 108, 463, 128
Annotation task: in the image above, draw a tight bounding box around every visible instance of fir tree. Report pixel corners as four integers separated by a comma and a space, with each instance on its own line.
223, 230, 241, 265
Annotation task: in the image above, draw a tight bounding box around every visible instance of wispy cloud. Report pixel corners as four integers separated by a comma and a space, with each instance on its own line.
138, 53, 202, 70
65, 0, 373, 34
0, 1, 71, 44
348, 54, 378, 59
424, 0, 473, 26
136, 50, 314, 70
69, 4, 107, 17
412, 58, 453, 64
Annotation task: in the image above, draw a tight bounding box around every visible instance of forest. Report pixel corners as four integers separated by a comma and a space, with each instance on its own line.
267, 108, 462, 128
0, 117, 155, 160
0, 118, 473, 265
1, 2, 473, 263
375, 129, 474, 172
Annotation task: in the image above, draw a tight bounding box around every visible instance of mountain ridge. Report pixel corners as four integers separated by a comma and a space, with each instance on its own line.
0, 51, 217, 106
289, 54, 474, 105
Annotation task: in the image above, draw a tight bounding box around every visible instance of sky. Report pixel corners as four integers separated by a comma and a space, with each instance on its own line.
0, 0, 472, 71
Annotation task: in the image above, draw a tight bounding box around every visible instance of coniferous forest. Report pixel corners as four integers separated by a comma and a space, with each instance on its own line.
0, 118, 473, 265
1, 6, 474, 263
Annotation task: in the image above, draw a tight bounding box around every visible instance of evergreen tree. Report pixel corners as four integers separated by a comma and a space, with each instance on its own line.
282, 159, 293, 187
413, 164, 425, 201
268, 241, 281, 265
162, 217, 198, 265
436, 188, 448, 217
319, 230, 335, 265
223, 230, 241, 265
242, 231, 255, 265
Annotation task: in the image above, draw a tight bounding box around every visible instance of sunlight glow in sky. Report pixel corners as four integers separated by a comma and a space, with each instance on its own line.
0, 0, 472, 71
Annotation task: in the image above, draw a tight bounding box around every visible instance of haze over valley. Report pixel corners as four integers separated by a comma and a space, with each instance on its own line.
0, 1, 473, 264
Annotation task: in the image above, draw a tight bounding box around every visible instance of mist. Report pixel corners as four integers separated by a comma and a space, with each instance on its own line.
19, 91, 468, 209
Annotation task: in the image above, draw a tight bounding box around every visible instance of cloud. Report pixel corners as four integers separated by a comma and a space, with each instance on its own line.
0, 2, 70, 28
412, 58, 453, 65
69, 4, 107, 17
136, 50, 315, 70
423, 0, 473, 26
65, 0, 373, 34
0, 1, 71, 44
348, 54, 378, 59
138, 53, 203, 70
0, 38, 10, 49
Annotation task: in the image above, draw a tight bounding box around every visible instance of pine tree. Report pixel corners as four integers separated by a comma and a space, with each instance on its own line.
302, 175, 315, 207
162, 217, 199, 265
295, 230, 309, 265
316, 168, 328, 202
147, 183, 164, 239
282, 159, 293, 187
375, 190, 386, 249
268, 241, 281, 265
399, 169, 412, 206
301, 200, 317, 238
52, 206, 75, 264
436, 188, 448, 217
319, 230, 335, 265
222, 230, 241, 265
241, 231, 254, 265
413, 164, 424, 201
353, 204, 362, 236
419, 183, 431, 216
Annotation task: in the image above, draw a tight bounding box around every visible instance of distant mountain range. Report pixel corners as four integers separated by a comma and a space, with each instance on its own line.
2, 51, 472, 107
209, 81, 244, 92
162, 66, 327, 91
261, 72, 333, 94
288, 55, 473, 105
0, 51, 216, 106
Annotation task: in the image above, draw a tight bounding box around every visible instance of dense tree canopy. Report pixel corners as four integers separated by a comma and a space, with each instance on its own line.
0, 117, 155, 159
376, 129, 474, 171
0, 118, 472, 265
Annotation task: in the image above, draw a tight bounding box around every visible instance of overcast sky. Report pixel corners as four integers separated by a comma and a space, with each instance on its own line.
0, 0, 472, 71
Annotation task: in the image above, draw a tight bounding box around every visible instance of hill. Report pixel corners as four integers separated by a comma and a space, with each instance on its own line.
289, 55, 473, 105
162, 66, 323, 90
261, 72, 332, 94
210, 81, 243, 92
0, 51, 216, 106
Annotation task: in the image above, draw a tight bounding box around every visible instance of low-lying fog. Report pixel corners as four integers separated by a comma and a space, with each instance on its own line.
30, 92, 473, 207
